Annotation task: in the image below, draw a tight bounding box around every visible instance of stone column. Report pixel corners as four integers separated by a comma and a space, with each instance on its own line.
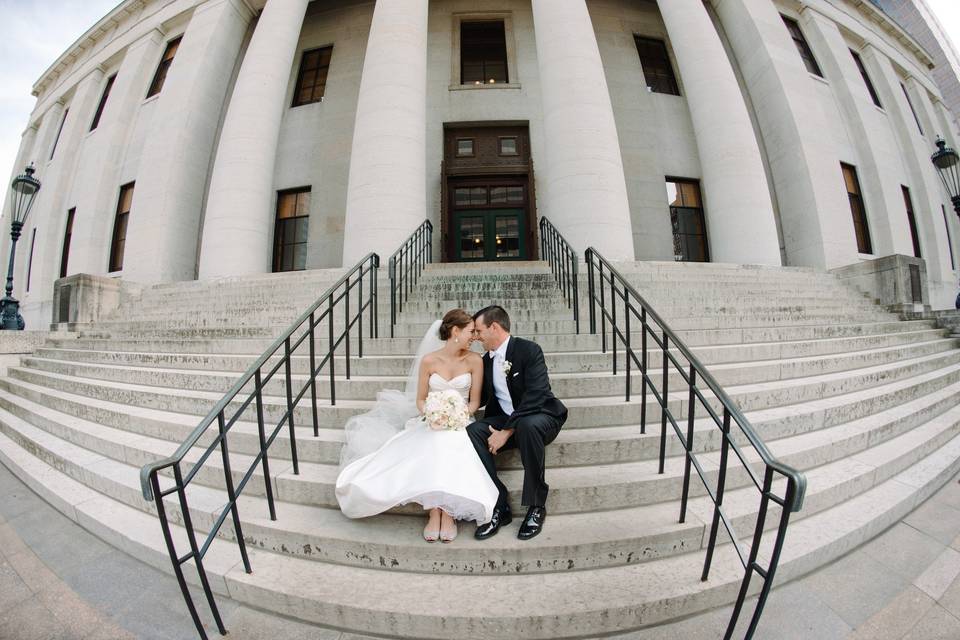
530, 0, 634, 260
712, 0, 856, 269
69, 28, 166, 276
26, 68, 104, 308
802, 9, 907, 259
340, 0, 429, 266
126, 0, 254, 283
656, 0, 780, 265
198, 0, 310, 279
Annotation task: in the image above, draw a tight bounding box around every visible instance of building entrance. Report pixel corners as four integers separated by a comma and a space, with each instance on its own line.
442, 124, 536, 262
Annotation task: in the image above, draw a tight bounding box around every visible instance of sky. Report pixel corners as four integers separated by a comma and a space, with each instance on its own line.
0, 0, 959, 186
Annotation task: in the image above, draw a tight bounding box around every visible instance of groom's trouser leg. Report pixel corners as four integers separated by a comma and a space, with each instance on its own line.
467, 421, 510, 507
513, 413, 562, 507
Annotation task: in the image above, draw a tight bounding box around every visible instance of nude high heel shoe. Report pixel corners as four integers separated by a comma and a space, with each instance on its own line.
440, 512, 458, 543
423, 508, 440, 542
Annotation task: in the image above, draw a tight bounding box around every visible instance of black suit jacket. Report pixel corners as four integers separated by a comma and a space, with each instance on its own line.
479, 336, 567, 430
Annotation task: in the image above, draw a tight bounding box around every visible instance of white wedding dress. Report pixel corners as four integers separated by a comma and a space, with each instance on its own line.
335, 371, 500, 523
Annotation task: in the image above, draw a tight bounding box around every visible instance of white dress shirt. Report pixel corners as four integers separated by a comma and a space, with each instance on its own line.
491, 336, 515, 416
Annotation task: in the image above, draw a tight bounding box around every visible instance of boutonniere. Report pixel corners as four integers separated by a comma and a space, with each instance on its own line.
502, 360, 512, 376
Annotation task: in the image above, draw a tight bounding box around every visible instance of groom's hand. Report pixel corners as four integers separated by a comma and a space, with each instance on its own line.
488, 425, 514, 454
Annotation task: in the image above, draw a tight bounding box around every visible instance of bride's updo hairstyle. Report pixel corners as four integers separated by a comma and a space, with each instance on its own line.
438, 308, 473, 341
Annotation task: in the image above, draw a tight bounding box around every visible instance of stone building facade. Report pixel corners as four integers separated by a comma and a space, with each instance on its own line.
3, 0, 960, 328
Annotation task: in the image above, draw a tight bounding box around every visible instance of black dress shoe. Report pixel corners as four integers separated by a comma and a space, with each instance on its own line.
517, 506, 546, 540
475, 504, 513, 540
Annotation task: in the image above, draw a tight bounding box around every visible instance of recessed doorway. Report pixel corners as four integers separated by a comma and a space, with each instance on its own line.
442, 124, 536, 262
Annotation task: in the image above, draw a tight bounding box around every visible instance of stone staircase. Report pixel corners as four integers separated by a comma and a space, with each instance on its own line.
1, 260, 959, 638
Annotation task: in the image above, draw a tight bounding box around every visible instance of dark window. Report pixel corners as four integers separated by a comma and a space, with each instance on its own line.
146, 37, 181, 99
89, 74, 116, 131
273, 188, 310, 272
50, 109, 69, 160
902, 186, 922, 258
109, 182, 135, 272
292, 46, 333, 107
26, 228, 37, 293
781, 15, 822, 77
456, 139, 474, 157
901, 83, 924, 135
499, 137, 518, 156
461, 21, 508, 85
850, 50, 882, 108
943, 205, 956, 270
634, 36, 680, 96
666, 179, 709, 262
842, 163, 872, 254
60, 208, 75, 278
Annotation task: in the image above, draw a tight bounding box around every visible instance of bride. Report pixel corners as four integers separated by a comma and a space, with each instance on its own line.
335, 309, 499, 542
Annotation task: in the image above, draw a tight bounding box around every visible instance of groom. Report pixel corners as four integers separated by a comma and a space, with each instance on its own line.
468, 305, 567, 540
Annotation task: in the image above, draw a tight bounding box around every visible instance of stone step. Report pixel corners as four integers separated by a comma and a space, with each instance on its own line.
2, 421, 957, 638
43, 319, 937, 356
7, 348, 960, 436
3, 357, 959, 471
29, 327, 950, 374
2, 365, 957, 529
2, 382, 957, 579
18, 337, 959, 400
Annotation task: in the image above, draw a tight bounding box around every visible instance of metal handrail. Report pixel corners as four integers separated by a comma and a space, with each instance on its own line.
584, 247, 806, 640
139, 253, 379, 640
538, 217, 580, 333
388, 220, 433, 337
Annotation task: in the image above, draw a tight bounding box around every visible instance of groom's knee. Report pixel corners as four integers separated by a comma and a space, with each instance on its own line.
466, 421, 488, 443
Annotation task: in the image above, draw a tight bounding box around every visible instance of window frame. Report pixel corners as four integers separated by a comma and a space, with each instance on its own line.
60, 208, 76, 279
146, 36, 182, 99
90, 74, 117, 131
291, 46, 334, 108
26, 228, 37, 293
49, 108, 69, 160
273, 187, 311, 273
781, 15, 823, 78
109, 182, 135, 273
665, 177, 710, 263
841, 163, 873, 255
634, 36, 681, 96
901, 82, 925, 136
456, 138, 475, 158
850, 50, 882, 108
901, 185, 922, 259
460, 20, 510, 85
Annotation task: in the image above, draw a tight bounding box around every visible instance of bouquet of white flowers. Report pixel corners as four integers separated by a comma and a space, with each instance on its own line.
423, 389, 470, 431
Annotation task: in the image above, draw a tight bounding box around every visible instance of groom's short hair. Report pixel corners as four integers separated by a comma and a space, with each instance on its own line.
473, 305, 511, 333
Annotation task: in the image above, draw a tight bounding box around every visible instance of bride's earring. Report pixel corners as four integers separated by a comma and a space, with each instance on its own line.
454, 337, 459, 343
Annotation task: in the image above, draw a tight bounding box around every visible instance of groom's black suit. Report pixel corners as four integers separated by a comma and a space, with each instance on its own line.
467, 336, 567, 508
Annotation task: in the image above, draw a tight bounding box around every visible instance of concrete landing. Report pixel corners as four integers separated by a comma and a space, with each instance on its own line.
3, 461, 960, 640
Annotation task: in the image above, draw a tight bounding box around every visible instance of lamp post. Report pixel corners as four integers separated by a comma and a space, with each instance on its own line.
932, 137, 960, 219
1, 163, 41, 330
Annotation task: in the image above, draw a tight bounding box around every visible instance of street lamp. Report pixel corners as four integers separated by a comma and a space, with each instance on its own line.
2, 163, 41, 330
931, 137, 960, 219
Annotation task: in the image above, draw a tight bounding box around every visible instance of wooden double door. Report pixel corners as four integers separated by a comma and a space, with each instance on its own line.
442, 125, 536, 262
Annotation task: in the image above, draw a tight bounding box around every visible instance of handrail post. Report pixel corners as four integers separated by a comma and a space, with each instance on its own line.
308, 313, 319, 437
640, 308, 647, 435
254, 369, 277, 521
572, 258, 580, 334
217, 411, 252, 573
328, 293, 336, 405
586, 249, 596, 334
702, 408, 730, 581
389, 257, 397, 339
679, 366, 696, 524
659, 332, 669, 475
284, 337, 299, 475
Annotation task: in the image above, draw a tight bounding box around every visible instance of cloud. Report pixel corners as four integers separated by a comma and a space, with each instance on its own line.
0, 1, 118, 180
